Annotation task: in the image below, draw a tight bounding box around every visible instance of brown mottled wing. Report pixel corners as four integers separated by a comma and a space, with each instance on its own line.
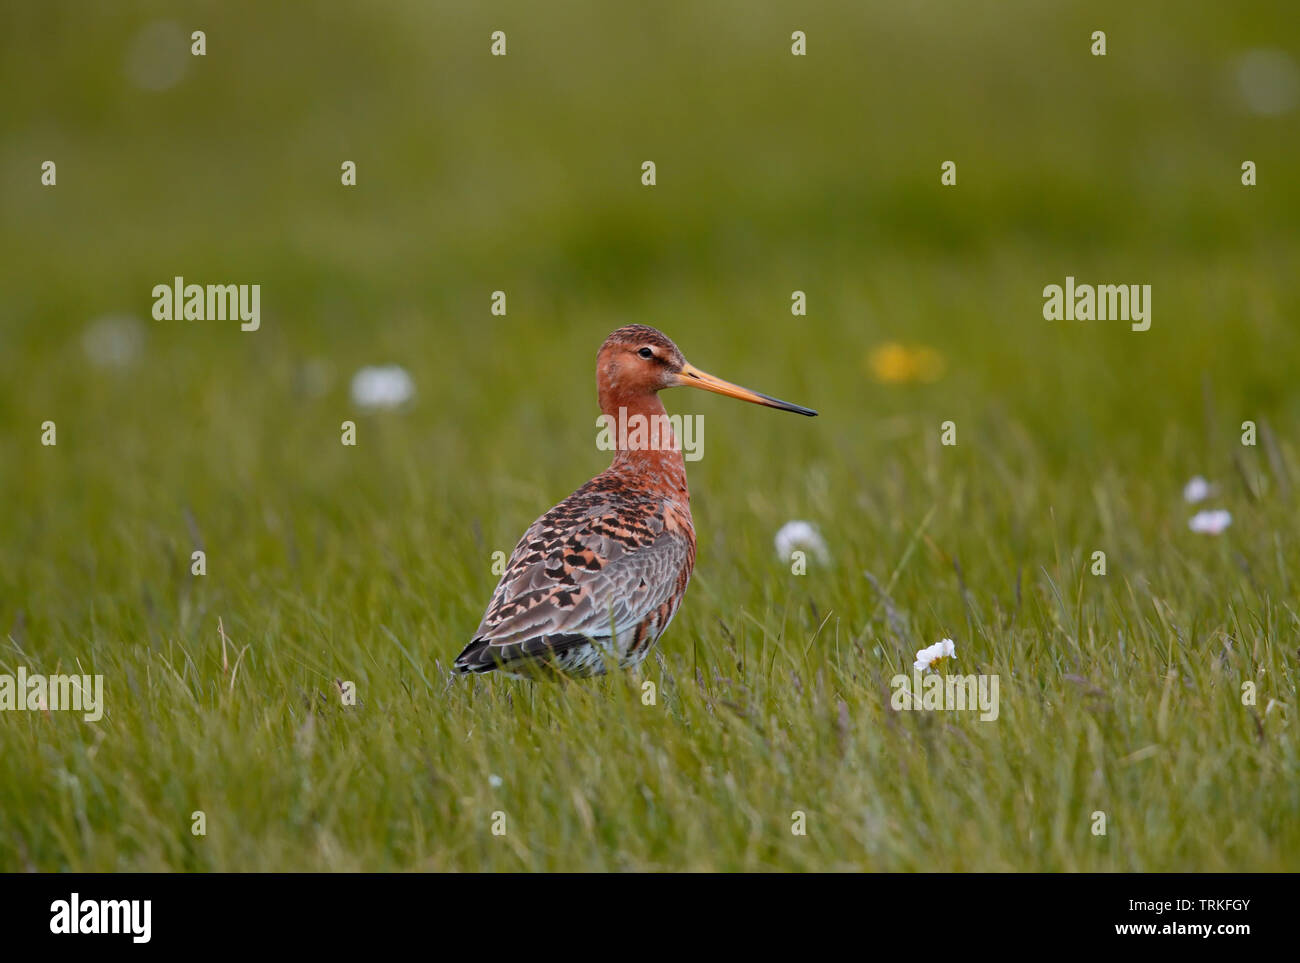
455, 478, 691, 673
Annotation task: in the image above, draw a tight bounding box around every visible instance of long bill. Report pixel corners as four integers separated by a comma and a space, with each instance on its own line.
676, 362, 818, 417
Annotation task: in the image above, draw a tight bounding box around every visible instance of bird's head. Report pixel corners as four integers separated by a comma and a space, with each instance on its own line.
596, 324, 817, 417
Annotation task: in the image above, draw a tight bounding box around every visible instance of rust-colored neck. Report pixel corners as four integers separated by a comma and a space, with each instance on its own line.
599, 388, 689, 498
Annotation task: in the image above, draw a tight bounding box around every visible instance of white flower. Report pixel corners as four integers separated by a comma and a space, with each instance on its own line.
913, 638, 956, 673
296, 358, 334, 399
125, 21, 190, 92
1233, 48, 1299, 117
488, 774, 503, 788
82, 315, 145, 368
774, 520, 829, 564
1182, 476, 1214, 504
1188, 509, 1232, 535
350, 365, 415, 410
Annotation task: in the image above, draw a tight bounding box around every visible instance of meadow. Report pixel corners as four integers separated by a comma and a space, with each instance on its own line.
1, 1, 1297, 871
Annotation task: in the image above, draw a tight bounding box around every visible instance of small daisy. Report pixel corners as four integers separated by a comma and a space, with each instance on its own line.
774, 520, 830, 564
295, 358, 334, 399
913, 638, 956, 673
1233, 48, 1300, 117
82, 315, 145, 368
1188, 509, 1232, 535
1182, 476, 1214, 504
350, 365, 415, 410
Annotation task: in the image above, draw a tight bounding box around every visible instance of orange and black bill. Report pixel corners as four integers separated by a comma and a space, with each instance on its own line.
676, 362, 818, 417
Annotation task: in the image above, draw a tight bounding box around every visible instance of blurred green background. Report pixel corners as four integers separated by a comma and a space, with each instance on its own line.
1, 2, 1297, 870
4, 1, 1299, 464
4, 0, 1297, 635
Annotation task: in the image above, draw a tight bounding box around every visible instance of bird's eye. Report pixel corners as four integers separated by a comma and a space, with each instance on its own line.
638, 347, 655, 360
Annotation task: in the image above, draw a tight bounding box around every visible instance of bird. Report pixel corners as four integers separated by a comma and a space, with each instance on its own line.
455, 324, 816, 679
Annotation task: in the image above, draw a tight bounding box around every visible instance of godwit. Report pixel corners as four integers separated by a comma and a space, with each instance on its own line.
455, 324, 816, 678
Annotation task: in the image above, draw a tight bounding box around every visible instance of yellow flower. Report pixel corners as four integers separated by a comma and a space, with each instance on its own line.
867, 343, 946, 384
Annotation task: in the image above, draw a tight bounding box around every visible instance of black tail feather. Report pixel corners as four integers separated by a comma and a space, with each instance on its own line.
454, 633, 595, 676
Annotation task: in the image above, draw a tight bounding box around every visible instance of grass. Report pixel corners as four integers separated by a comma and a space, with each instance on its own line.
1, 0, 1298, 871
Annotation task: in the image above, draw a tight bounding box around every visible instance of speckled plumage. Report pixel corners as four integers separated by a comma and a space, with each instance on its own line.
455, 324, 814, 679
456, 460, 695, 677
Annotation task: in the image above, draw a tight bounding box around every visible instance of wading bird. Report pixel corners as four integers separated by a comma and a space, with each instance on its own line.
455, 324, 816, 678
